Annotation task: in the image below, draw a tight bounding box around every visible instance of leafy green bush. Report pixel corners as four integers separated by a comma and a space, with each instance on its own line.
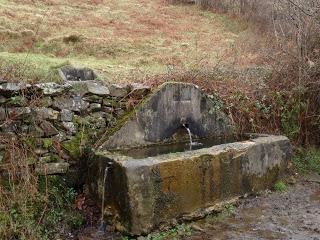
292, 148, 320, 175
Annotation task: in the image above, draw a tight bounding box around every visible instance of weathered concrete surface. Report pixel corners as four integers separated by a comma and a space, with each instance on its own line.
88, 135, 290, 235
102, 82, 233, 150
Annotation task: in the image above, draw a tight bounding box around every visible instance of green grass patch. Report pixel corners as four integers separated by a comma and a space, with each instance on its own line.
274, 181, 286, 192
0, 52, 67, 83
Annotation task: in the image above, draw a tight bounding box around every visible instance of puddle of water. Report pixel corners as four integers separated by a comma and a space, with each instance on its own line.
113, 135, 250, 159
310, 191, 320, 202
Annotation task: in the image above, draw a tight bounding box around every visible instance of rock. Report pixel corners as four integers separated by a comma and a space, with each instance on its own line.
28, 125, 45, 137
0, 82, 31, 95
0, 108, 6, 121
33, 107, 59, 120
137, 237, 146, 240
129, 83, 151, 98
109, 84, 130, 98
86, 81, 110, 96
58, 65, 97, 82
40, 120, 59, 137
7, 107, 31, 120
82, 95, 103, 103
36, 97, 53, 107
102, 106, 114, 113
6, 96, 27, 107
60, 109, 74, 122
103, 98, 117, 107
85, 113, 106, 129
39, 156, 53, 164
34, 148, 49, 155
191, 224, 204, 232
35, 82, 69, 96
53, 95, 89, 112
52, 132, 68, 142
0, 95, 7, 104
62, 122, 76, 134
88, 103, 101, 112
35, 162, 70, 175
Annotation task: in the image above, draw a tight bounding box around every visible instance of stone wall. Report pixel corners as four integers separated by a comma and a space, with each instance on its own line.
0, 79, 150, 179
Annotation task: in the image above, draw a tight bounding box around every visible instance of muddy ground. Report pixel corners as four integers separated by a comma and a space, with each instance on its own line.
77, 175, 320, 240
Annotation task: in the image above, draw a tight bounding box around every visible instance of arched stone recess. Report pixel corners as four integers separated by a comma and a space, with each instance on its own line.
102, 82, 234, 150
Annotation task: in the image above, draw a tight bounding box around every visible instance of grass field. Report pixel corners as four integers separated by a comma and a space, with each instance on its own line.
0, 0, 244, 83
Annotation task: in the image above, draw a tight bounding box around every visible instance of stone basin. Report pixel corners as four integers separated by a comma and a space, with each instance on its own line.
87, 134, 290, 235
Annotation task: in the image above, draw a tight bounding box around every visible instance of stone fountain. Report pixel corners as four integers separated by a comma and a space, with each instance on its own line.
87, 82, 290, 235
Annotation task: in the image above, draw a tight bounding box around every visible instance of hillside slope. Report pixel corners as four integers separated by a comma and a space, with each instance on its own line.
0, 0, 243, 83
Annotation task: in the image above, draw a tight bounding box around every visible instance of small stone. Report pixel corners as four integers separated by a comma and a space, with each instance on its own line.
52, 132, 68, 142
60, 109, 74, 122
53, 95, 89, 112
28, 125, 45, 137
36, 97, 53, 107
88, 103, 101, 112
137, 237, 146, 240
86, 81, 110, 96
40, 120, 59, 137
35, 162, 70, 175
129, 83, 151, 98
191, 224, 204, 232
39, 156, 53, 164
103, 98, 117, 107
0, 108, 6, 121
102, 106, 114, 113
35, 82, 69, 96
0, 82, 31, 93
82, 95, 103, 103
0, 95, 7, 104
7, 107, 31, 120
62, 122, 76, 134
33, 107, 59, 120
109, 84, 129, 98
116, 109, 126, 117
34, 148, 49, 155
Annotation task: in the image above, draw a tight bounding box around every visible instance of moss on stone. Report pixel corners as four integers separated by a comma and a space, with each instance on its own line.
62, 131, 88, 159
42, 138, 53, 149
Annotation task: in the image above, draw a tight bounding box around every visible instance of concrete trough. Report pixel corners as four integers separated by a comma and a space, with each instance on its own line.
88, 134, 290, 235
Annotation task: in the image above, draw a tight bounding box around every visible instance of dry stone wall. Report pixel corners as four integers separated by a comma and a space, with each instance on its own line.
0, 79, 150, 179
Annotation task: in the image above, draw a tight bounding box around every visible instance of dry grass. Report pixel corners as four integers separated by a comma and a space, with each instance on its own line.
0, 0, 246, 83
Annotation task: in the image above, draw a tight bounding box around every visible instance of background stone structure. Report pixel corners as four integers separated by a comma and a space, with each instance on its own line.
0, 79, 150, 180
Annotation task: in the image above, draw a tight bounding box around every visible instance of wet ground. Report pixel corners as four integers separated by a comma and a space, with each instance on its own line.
189, 175, 320, 240
77, 175, 320, 240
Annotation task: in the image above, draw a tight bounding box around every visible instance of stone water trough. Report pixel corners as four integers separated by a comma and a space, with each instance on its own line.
87, 82, 290, 235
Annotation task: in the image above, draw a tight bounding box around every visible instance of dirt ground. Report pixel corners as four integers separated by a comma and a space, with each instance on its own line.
189, 175, 320, 240
77, 175, 320, 240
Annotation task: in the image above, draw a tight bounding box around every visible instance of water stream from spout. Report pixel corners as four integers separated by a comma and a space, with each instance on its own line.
98, 165, 110, 231
183, 124, 193, 150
